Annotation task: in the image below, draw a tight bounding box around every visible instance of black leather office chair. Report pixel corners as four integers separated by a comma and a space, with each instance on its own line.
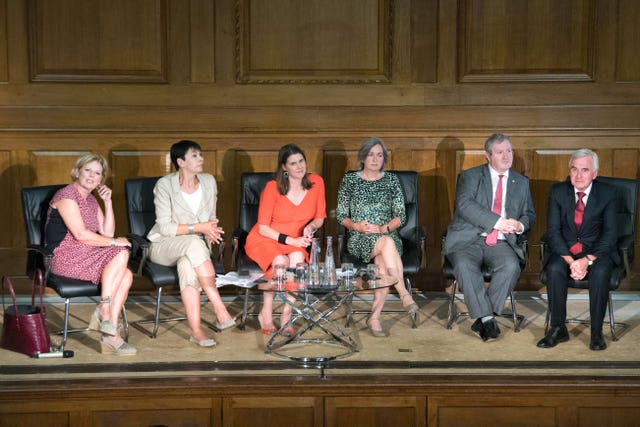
539, 176, 637, 341
21, 185, 129, 351
230, 172, 274, 329
442, 237, 526, 331
337, 171, 426, 329
125, 176, 223, 338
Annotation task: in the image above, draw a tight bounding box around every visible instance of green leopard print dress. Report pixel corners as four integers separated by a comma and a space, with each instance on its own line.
336, 171, 406, 262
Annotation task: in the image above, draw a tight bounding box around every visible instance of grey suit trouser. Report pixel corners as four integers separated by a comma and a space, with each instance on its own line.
448, 237, 521, 319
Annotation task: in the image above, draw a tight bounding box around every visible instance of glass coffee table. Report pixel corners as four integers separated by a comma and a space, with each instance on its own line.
257, 273, 397, 370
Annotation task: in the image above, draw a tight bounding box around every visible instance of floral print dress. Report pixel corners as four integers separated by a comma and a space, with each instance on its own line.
336, 171, 406, 262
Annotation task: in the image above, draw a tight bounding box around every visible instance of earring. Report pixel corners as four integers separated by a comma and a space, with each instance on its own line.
283, 171, 289, 178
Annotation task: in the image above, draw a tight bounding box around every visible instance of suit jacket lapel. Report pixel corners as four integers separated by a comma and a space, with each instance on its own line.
505, 172, 518, 217
581, 181, 597, 226
481, 165, 493, 209
169, 173, 196, 217
563, 182, 578, 233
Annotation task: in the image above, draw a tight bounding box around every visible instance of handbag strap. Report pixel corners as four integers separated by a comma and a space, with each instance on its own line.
1, 275, 19, 312
31, 269, 45, 310
1, 269, 46, 312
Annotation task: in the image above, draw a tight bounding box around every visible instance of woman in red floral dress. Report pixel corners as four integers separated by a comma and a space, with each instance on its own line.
45, 153, 136, 355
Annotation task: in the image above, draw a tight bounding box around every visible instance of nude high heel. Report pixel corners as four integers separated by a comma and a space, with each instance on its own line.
367, 317, 386, 338
100, 335, 137, 356
401, 294, 419, 315
89, 297, 118, 336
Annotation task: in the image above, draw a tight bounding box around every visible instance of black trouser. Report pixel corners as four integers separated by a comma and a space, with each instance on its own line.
545, 255, 614, 334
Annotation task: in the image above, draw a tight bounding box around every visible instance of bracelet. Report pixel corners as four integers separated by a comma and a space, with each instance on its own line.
188, 224, 195, 235
111, 238, 116, 247
278, 233, 288, 244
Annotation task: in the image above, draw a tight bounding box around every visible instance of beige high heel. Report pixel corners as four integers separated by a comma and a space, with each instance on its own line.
100, 335, 137, 356
400, 294, 419, 315
367, 317, 386, 338
89, 297, 118, 336
190, 336, 217, 347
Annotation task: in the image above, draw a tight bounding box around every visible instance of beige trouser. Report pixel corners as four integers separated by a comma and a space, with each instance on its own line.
149, 235, 211, 291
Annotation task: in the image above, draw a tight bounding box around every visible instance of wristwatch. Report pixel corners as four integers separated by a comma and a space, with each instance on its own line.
585, 255, 594, 266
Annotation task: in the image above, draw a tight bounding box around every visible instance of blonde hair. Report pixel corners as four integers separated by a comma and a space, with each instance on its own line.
70, 153, 110, 185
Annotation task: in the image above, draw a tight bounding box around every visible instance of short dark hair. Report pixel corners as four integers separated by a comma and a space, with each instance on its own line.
170, 140, 202, 170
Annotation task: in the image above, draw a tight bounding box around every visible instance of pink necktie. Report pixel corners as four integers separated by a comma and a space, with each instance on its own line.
485, 174, 504, 246
569, 192, 585, 255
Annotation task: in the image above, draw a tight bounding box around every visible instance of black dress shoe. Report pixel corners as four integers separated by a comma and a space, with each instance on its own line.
481, 318, 500, 342
536, 325, 569, 348
589, 332, 607, 351
471, 318, 484, 338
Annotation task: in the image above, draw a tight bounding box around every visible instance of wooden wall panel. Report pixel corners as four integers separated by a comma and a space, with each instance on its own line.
189, 0, 216, 83
325, 396, 426, 427
0, 0, 7, 82
459, 0, 595, 82
429, 394, 640, 427
616, 0, 640, 82
223, 396, 323, 427
410, 0, 438, 83
0, 151, 12, 247
236, 0, 392, 83
579, 407, 640, 427
31, 151, 88, 185
27, 0, 167, 82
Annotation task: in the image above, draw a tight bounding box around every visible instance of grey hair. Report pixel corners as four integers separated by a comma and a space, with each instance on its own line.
357, 137, 388, 171
570, 148, 599, 171
484, 133, 511, 154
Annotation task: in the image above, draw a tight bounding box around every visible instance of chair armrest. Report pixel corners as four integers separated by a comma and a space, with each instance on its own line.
337, 225, 346, 262
126, 233, 150, 275
618, 234, 634, 277
440, 233, 447, 269
417, 225, 427, 269
231, 227, 247, 270
27, 244, 53, 281
126, 233, 149, 250
539, 232, 551, 264
207, 240, 225, 274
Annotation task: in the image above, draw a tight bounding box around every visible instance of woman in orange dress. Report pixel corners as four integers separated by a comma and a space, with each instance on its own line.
245, 144, 326, 335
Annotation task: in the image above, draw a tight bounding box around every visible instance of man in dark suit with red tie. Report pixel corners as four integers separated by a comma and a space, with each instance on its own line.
537, 149, 619, 351
444, 133, 536, 342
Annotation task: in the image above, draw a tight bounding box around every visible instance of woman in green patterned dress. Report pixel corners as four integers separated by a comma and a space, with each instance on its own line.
336, 137, 419, 337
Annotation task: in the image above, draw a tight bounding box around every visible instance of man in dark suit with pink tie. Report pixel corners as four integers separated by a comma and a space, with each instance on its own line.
537, 149, 619, 351
444, 133, 536, 342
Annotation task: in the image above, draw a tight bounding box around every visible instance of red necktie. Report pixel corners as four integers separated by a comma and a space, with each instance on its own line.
569, 192, 585, 255
485, 174, 504, 246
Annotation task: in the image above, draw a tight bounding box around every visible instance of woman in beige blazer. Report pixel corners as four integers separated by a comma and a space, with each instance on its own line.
148, 140, 234, 347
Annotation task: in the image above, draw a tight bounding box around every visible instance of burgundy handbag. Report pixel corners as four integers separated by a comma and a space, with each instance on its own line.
1, 270, 51, 356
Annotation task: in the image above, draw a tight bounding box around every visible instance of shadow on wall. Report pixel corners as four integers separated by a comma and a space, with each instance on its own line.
221, 149, 254, 268
2, 163, 37, 249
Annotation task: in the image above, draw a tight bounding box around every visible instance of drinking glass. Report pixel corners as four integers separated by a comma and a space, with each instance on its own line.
341, 262, 354, 289
366, 263, 379, 286
273, 264, 287, 290
295, 262, 309, 288
317, 262, 326, 287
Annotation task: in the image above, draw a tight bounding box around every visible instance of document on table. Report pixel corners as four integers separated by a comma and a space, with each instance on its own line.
216, 271, 264, 288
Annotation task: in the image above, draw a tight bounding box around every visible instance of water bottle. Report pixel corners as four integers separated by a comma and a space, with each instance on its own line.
309, 237, 321, 286
325, 236, 337, 286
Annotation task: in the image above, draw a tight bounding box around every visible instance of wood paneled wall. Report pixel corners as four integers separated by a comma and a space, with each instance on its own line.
0, 0, 638, 291
2, 374, 640, 427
